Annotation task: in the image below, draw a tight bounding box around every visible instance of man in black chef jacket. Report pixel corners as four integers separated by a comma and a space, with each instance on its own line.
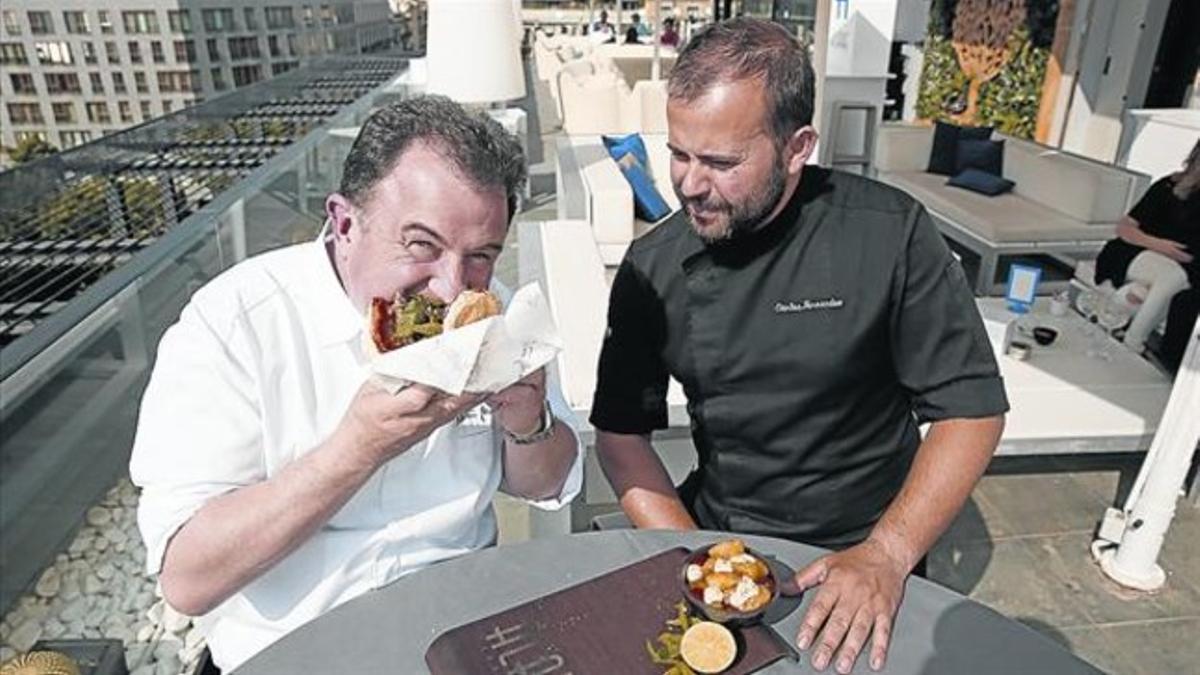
590, 19, 1008, 675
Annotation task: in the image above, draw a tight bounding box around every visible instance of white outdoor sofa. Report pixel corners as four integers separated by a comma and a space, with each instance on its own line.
873, 123, 1151, 295
555, 131, 678, 266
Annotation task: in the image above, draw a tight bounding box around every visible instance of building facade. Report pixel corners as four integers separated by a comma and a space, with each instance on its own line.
0, 1, 393, 162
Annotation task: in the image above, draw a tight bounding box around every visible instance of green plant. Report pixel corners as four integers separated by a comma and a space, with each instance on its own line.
8, 136, 59, 164
916, 1, 1055, 140
37, 176, 111, 240
120, 177, 171, 238
977, 27, 1048, 138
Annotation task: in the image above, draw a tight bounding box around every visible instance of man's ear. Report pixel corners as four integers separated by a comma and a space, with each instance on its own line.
326, 193, 356, 242
785, 126, 819, 175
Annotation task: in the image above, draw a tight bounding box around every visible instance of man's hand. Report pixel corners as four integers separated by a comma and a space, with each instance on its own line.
336, 380, 485, 472
1155, 238, 1194, 264
487, 368, 547, 436
785, 538, 910, 673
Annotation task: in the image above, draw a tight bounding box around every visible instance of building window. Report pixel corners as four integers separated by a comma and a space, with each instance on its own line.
244, 8, 259, 30
210, 67, 227, 90
60, 130, 91, 147
27, 11, 52, 35
105, 41, 120, 64
168, 10, 192, 34
118, 101, 133, 122
35, 42, 74, 65
7, 102, 44, 124
157, 70, 197, 93
336, 4, 355, 25
286, 33, 298, 57
89, 72, 104, 94
9, 73, 36, 94
206, 38, 220, 61
44, 73, 81, 94
320, 5, 334, 25
271, 61, 298, 76
202, 9, 236, 33
302, 5, 314, 28
232, 64, 261, 87
268, 35, 281, 57
52, 102, 74, 123
123, 11, 159, 34
228, 36, 260, 61
174, 40, 196, 63
62, 11, 90, 34
81, 41, 97, 64
0, 42, 27, 64
139, 101, 151, 120
112, 72, 126, 93
86, 102, 111, 124
2, 10, 20, 35
134, 71, 148, 93
265, 7, 295, 30
128, 41, 142, 64
151, 41, 165, 63
162, 100, 173, 113
98, 11, 113, 34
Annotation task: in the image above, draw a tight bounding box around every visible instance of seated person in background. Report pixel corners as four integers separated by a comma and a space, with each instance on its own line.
1095, 140, 1199, 354
130, 96, 583, 671
661, 17, 680, 47
1160, 287, 1199, 373
625, 13, 643, 44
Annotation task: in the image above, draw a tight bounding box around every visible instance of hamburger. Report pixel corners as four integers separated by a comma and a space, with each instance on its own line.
368, 289, 502, 353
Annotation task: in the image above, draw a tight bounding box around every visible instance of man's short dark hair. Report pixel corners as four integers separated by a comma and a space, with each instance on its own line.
668, 18, 815, 145
338, 95, 527, 219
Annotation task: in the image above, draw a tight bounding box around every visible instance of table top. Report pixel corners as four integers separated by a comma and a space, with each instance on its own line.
976, 298, 1171, 448
235, 530, 1099, 675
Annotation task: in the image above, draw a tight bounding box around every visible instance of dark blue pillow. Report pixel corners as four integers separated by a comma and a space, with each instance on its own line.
602, 133, 671, 222
947, 168, 1015, 196
955, 138, 1004, 176
927, 121, 993, 175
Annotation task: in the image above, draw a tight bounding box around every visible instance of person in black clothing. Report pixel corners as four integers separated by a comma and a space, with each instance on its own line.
590, 19, 1007, 674
1096, 140, 1200, 353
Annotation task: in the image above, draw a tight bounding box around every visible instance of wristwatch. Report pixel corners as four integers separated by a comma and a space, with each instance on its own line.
503, 400, 556, 445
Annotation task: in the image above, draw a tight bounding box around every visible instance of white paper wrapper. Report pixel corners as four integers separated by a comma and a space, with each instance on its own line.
366, 284, 563, 395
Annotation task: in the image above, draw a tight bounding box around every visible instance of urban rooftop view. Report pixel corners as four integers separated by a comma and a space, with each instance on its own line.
0, 1, 1197, 674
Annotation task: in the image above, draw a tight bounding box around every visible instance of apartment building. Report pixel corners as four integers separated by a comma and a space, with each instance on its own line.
0, 1, 393, 160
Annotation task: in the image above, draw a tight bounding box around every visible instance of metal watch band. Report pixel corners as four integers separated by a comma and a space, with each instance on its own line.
503, 400, 555, 445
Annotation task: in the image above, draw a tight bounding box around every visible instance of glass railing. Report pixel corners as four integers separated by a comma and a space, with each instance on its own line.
0, 56, 410, 614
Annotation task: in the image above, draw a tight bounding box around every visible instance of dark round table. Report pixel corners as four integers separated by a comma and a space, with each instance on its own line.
234, 530, 1099, 674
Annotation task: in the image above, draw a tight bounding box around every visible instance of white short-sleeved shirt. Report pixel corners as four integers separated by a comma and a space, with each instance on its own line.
129, 236, 584, 671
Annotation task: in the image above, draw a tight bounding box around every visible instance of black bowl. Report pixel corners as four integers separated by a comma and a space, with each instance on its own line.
679, 545, 780, 627
1032, 326, 1059, 346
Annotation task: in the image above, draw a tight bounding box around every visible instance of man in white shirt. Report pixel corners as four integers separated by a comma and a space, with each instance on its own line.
130, 96, 584, 671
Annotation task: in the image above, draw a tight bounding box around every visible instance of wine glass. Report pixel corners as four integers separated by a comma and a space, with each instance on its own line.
1097, 295, 1133, 359
1074, 288, 1107, 358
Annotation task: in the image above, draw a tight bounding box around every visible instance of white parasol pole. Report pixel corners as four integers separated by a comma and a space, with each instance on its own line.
1092, 316, 1200, 590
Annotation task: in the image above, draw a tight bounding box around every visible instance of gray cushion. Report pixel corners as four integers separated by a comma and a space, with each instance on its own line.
881, 170, 1117, 243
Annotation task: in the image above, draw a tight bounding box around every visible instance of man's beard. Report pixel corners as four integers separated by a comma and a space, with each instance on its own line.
678, 158, 788, 243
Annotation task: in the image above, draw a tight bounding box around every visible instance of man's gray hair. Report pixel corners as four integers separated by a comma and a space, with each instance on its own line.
668, 18, 816, 145
338, 95, 527, 219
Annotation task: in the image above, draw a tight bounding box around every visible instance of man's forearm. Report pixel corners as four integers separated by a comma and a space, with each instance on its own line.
867, 416, 1004, 571
596, 431, 697, 530
159, 430, 376, 616
500, 420, 578, 500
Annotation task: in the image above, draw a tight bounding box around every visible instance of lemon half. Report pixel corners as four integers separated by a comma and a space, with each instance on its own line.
679, 621, 737, 673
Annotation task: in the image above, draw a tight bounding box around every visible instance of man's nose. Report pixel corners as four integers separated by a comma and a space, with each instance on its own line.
677, 162, 709, 200
426, 255, 467, 304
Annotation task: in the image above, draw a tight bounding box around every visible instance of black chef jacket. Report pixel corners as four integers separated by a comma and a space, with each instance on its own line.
590, 167, 1009, 548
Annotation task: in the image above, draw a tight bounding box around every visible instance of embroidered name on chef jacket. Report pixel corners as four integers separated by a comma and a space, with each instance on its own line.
774, 298, 845, 313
